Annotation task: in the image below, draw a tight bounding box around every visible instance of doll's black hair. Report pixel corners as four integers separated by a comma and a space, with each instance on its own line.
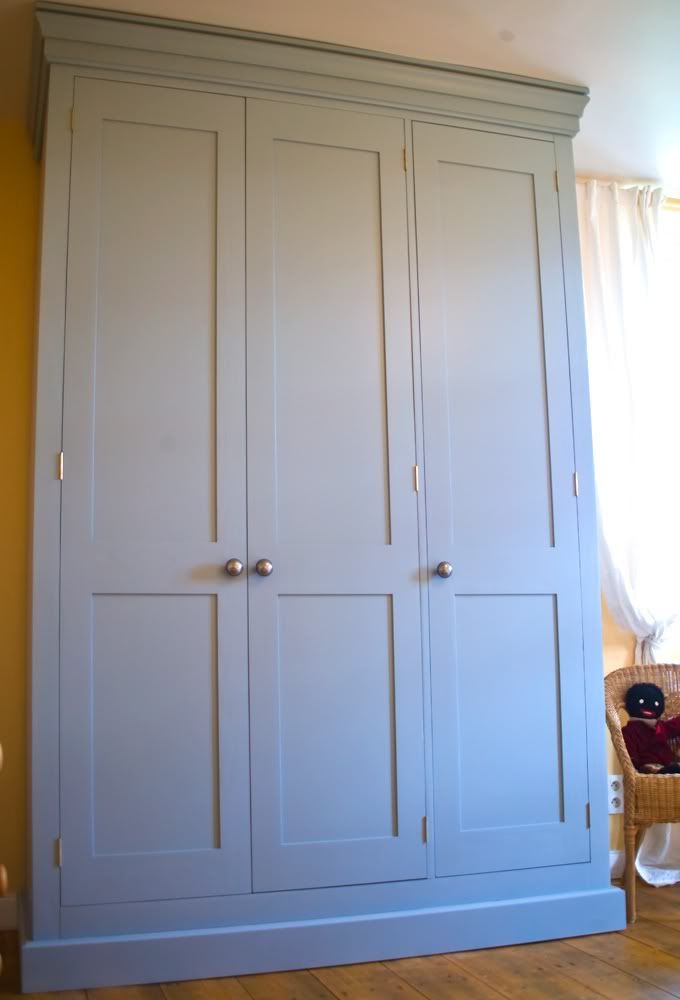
625, 682, 665, 718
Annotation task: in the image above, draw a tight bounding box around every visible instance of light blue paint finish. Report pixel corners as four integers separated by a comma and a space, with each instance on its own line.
271, 141, 390, 546
247, 99, 426, 892
413, 121, 589, 876
59, 77, 250, 905
20, 887, 625, 992
455, 595, 562, 830
55, 857, 614, 938
554, 135, 612, 884
92, 119, 218, 543
27, 63, 75, 940
30, 2, 590, 162
25, 8, 617, 985
435, 160, 554, 551
278, 595, 397, 844
92, 595, 219, 854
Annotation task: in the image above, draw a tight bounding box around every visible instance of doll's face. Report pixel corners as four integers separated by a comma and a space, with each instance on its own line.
625, 682, 665, 720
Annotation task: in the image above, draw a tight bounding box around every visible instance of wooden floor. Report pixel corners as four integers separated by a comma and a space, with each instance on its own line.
3, 882, 680, 999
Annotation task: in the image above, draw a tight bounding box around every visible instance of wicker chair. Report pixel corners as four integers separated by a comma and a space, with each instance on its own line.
604, 664, 680, 922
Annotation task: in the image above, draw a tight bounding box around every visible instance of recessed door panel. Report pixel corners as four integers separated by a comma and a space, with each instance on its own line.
92, 595, 219, 855
60, 79, 249, 905
272, 141, 391, 547
93, 121, 218, 543
248, 100, 426, 891
455, 594, 562, 832
277, 595, 397, 845
436, 161, 554, 551
413, 121, 589, 875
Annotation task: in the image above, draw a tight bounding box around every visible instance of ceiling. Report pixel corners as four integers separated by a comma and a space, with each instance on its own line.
3, 0, 680, 194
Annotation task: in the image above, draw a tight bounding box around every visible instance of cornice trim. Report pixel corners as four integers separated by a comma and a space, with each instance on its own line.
29, 1, 589, 158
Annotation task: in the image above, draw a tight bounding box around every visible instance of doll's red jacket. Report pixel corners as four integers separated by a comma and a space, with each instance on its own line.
622, 716, 680, 770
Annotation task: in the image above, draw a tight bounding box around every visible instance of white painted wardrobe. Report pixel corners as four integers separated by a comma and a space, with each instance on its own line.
24, 2, 624, 990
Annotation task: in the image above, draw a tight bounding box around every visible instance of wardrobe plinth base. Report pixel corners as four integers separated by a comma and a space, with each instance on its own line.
21, 887, 625, 992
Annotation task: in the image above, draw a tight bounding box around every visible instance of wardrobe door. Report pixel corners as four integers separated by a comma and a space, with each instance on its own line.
413, 122, 590, 876
247, 100, 426, 891
60, 79, 249, 904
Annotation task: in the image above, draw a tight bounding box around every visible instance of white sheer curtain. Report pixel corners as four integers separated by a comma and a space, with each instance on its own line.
577, 179, 680, 883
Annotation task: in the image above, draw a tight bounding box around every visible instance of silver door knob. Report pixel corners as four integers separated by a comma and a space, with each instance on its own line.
436, 561, 453, 579
225, 558, 244, 577
255, 559, 273, 577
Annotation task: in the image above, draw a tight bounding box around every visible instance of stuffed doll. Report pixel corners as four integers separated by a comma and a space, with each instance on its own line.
623, 682, 680, 774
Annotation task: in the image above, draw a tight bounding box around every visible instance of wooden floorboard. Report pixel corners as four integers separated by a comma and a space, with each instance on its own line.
2, 882, 680, 999
88, 988, 165, 1000
161, 978, 252, 1000
313, 962, 430, 999
476, 937, 676, 1000
386, 954, 507, 999
238, 969, 338, 1000
623, 916, 680, 959
449, 942, 607, 999
636, 886, 680, 929
566, 932, 680, 997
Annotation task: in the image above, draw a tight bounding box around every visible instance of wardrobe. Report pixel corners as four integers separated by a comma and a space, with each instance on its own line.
24, 3, 624, 990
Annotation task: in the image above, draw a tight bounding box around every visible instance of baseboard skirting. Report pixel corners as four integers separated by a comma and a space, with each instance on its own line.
610, 850, 625, 878
0, 894, 17, 931
21, 888, 625, 992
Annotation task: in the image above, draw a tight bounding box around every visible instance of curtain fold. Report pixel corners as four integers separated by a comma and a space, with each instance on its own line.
577, 179, 680, 884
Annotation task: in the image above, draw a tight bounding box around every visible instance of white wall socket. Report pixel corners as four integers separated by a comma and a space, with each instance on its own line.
608, 774, 624, 814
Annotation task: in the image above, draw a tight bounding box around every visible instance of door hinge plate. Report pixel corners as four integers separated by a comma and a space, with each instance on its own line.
403, 147, 407, 172
585, 803, 591, 829
70, 108, 75, 132
422, 816, 428, 843
58, 451, 64, 481
413, 464, 420, 493
54, 837, 63, 867
555, 170, 560, 192
573, 471, 579, 497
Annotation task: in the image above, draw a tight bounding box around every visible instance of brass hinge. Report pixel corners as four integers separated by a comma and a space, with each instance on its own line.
573, 471, 579, 497
70, 108, 75, 132
57, 451, 64, 481
422, 816, 428, 843
413, 464, 420, 493
403, 147, 407, 172
555, 170, 560, 192
54, 837, 63, 868
585, 803, 591, 829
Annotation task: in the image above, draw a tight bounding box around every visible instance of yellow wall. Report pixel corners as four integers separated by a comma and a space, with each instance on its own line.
0, 119, 40, 893
602, 600, 636, 851
602, 598, 636, 774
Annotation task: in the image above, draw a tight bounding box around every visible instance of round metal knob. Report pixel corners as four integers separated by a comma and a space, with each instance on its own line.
436, 561, 453, 579
225, 558, 244, 577
255, 558, 273, 577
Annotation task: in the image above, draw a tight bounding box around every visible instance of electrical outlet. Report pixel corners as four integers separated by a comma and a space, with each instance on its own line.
608, 774, 624, 814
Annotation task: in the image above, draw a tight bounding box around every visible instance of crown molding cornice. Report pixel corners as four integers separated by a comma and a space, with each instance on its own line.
29, 1, 589, 158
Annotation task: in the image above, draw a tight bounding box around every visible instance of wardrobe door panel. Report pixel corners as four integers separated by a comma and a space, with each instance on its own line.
92, 595, 219, 855
277, 595, 397, 845
60, 79, 249, 905
269, 138, 391, 547
454, 594, 563, 830
414, 122, 589, 875
91, 120, 217, 543
433, 160, 554, 552
247, 100, 426, 892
